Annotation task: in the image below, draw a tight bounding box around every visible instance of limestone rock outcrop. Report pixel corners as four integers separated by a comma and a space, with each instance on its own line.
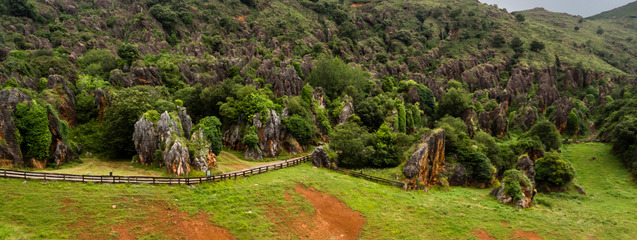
133, 117, 158, 165
403, 129, 446, 189
190, 129, 216, 172
517, 155, 536, 184
311, 146, 331, 169
45, 75, 77, 126
338, 95, 355, 124
448, 165, 467, 187
490, 182, 536, 208
253, 109, 281, 158
478, 102, 508, 138
164, 140, 190, 176
47, 108, 77, 166
179, 107, 193, 138
0, 89, 31, 168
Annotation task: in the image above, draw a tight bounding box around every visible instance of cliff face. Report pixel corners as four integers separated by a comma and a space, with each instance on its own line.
0, 89, 31, 168
403, 129, 446, 189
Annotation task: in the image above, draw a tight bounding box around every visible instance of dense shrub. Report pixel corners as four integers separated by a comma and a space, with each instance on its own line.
243, 131, 259, 150
14, 101, 52, 160
102, 88, 155, 157
438, 88, 471, 118
535, 152, 574, 188
396, 100, 406, 133
307, 56, 369, 99
510, 37, 525, 54
530, 40, 545, 52
285, 115, 313, 146
373, 122, 400, 167
355, 97, 384, 131
329, 122, 374, 168
502, 169, 532, 201
194, 116, 223, 155
492, 34, 506, 48
142, 110, 161, 123
435, 115, 469, 153
417, 86, 436, 115
524, 120, 562, 151
79, 50, 117, 78
117, 43, 140, 65
76, 92, 98, 124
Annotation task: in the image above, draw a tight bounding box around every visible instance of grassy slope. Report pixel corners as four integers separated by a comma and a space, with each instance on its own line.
1, 142, 636, 239
589, 1, 637, 19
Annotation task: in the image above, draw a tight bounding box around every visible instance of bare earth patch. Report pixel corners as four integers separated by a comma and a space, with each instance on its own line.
501, 222, 510, 227
265, 184, 366, 239
472, 229, 496, 240
511, 230, 543, 240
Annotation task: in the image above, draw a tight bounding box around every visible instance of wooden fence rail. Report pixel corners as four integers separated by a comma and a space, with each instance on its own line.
331, 168, 406, 189
0, 155, 311, 185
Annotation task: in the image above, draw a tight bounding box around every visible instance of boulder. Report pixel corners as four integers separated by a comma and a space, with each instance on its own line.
448, 165, 467, 186
311, 146, 331, 169
281, 134, 304, 156
253, 109, 281, 158
403, 129, 446, 189
490, 183, 536, 208
163, 140, 190, 176
244, 147, 263, 161
157, 111, 181, 141
338, 95, 354, 124
516, 155, 536, 184
478, 102, 508, 138
461, 109, 478, 138
133, 117, 158, 165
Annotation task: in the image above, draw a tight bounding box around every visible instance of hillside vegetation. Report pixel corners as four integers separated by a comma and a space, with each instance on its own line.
589, 1, 637, 20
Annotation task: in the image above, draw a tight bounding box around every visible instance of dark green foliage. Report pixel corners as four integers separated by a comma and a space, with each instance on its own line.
102, 88, 155, 157
338, 22, 360, 41
355, 97, 384, 131
396, 100, 406, 133
492, 34, 506, 48
393, 30, 414, 46
202, 35, 224, 53
228, 66, 240, 78
530, 40, 545, 52
79, 50, 117, 78
195, 116, 223, 155
240, 0, 258, 8
285, 115, 313, 146
329, 122, 374, 168
596, 27, 604, 35
610, 116, 637, 169
150, 4, 179, 33
438, 88, 471, 118
459, 148, 494, 183
155, 57, 185, 92
243, 131, 259, 150
75, 92, 98, 124
510, 37, 525, 54
435, 115, 469, 153
307, 56, 369, 99
117, 43, 140, 65
142, 110, 161, 123
417, 86, 436, 115
301, 85, 313, 104
14, 101, 52, 160
515, 14, 526, 22
565, 109, 580, 136
373, 122, 400, 167
5, 0, 40, 20
173, 86, 204, 122
502, 169, 532, 201
535, 152, 574, 188
524, 120, 562, 151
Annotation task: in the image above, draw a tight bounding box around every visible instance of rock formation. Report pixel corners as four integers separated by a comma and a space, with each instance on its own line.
45, 75, 77, 126
490, 181, 536, 208
178, 107, 193, 138
253, 109, 281, 158
0, 89, 31, 168
190, 129, 216, 172
133, 117, 158, 165
163, 140, 190, 176
516, 155, 536, 184
403, 129, 446, 189
47, 108, 77, 166
311, 146, 331, 169
448, 165, 467, 186
338, 95, 355, 124
478, 102, 508, 138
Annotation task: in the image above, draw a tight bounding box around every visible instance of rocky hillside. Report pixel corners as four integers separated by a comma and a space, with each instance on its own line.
589, 1, 637, 19
0, 0, 636, 185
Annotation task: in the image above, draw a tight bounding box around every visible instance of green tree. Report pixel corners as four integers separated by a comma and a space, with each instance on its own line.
524, 120, 562, 151
396, 100, 406, 133
329, 122, 374, 168
492, 34, 506, 48
502, 169, 532, 201
14, 101, 52, 160
307, 55, 369, 99
515, 14, 525, 22
565, 109, 580, 136
102, 88, 154, 157
417, 86, 436, 115
438, 88, 471, 118
79, 50, 118, 78
510, 37, 525, 54
194, 116, 223, 155
117, 43, 140, 65
355, 97, 384, 131
285, 115, 314, 146
373, 122, 400, 167
76, 92, 98, 124
529, 40, 545, 52
243, 130, 259, 150
535, 152, 574, 188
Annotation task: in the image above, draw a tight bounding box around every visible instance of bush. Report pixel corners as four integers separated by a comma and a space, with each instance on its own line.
396, 100, 406, 133
417, 86, 436, 115
307, 55, 369, 99
79, 50, 117, 77
515, 14, 525, 22
492, 34, 506, 48
373, 122, 400, 167
510, 37, 525, 54
285, 115, 313, 146
76, 92, 99, 124
243, 131, 259, 150
117, 43, 140, 65
142, 110, 161, 123
355, 97, 384, 131
102, 88, 155, 157
524, 120, 561, 151
195, 116, 223, 155
438, 88, 471, 118
329, 122, 374, 168
529, 40, 545, 52
14, 101, 52, 161
535, 152, 574, 188
502, 169, 531, 202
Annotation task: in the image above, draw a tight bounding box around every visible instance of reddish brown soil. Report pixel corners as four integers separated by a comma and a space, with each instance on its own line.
265, 184, 366, 239
233, 16, 246, 22
511, 230, 543, 240
229, 163, 250, 169
501, 222, 510, 227
62, 197, 234, 240
7, 193, 22, 197
472, 229, 497, 240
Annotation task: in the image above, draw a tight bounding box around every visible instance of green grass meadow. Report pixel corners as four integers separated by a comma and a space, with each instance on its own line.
0, 143, 635, 239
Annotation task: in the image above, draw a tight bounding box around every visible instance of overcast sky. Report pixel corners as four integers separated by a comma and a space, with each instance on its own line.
478, 0, 635, 17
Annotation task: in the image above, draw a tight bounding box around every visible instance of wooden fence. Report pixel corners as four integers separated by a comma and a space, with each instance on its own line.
0, 155, 311, 185
331, 168, 406, 189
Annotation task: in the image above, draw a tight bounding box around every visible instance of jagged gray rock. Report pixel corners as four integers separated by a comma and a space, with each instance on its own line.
178, 107, 192, 138
253, 109, 281, 158
517, 155, 536, 184
133, 117, 158, 165
338, 95, 354, 124
311, 146, 331, 168
164, 140, 190, 176
0, 89, 31, 168
47, 108, 77, 166
448, 165, 468, 186
190, 129, 216, 172
403, 129, 446, 189
244, 147, 263, 161
157, 111, 181, 141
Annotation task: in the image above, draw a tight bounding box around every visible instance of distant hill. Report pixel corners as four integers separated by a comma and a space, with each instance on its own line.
589, 1, 637, 19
